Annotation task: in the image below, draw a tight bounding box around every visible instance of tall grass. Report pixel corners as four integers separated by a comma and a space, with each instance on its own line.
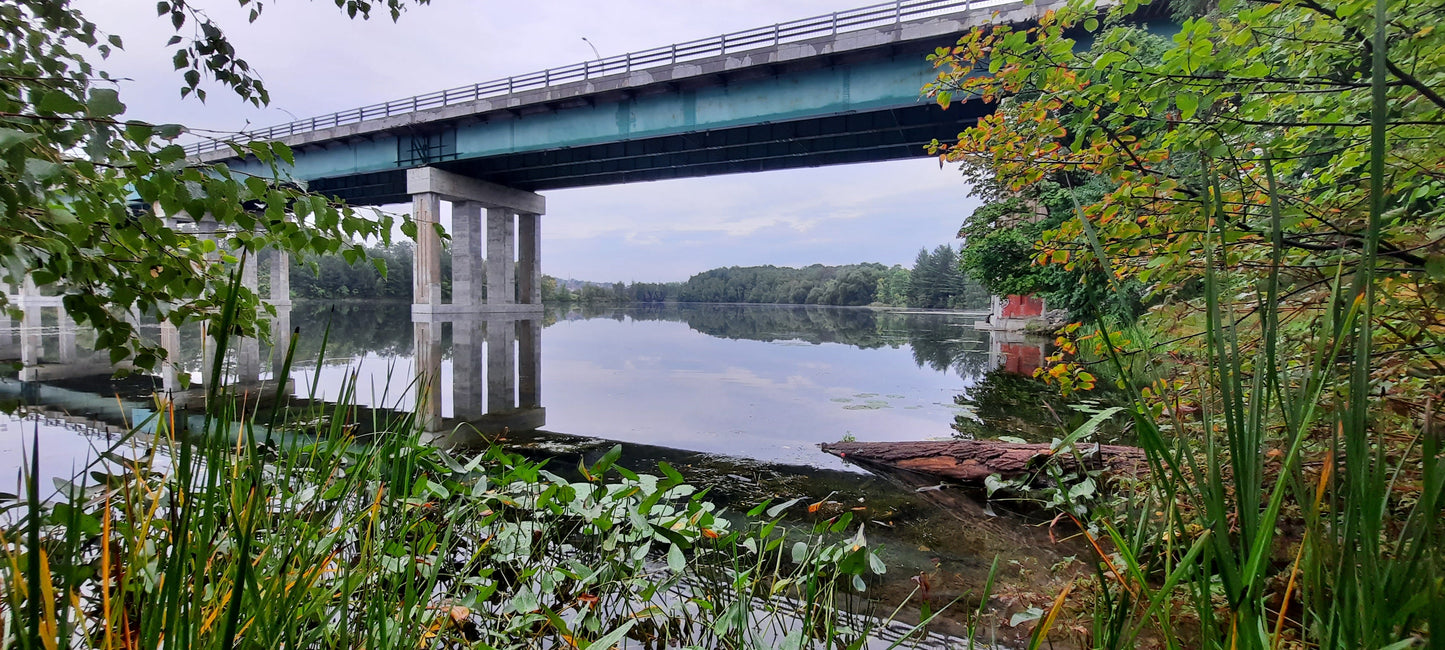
1059, 0, 1445, 647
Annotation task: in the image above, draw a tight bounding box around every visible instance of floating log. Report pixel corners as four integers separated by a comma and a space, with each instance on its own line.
820, 439, 1149, 484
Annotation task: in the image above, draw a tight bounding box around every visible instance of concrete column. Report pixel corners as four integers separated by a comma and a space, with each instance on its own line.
412, 192, 443, 310
486, 318, 516, 412
486, 207, 515, 306
160, 320, 183, 392
19, 277, 41, 368
517, 318, 541, 408
518, 212, 541, 305
413, 319, 443, 431
270, 305, 292, 378
197, 216, 220, 385
452, 318, 484, 420
270, 249, 291, 307
451, 201, 485, 308
57, 313, 76, 364
237, 246, 261, 383
0, 282, 12, 353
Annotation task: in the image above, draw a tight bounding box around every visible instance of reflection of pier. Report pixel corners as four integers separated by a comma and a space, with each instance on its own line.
413, 312, 545, 438
2, 280, 116, 381
987, 330, 1047, 377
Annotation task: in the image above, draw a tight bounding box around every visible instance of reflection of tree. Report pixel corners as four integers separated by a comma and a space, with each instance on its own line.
282, 301, 416, 362
951, 368, 1126, 444
564, 304, 995, 380
896, 317, 992, 378
630, 304, 894, 349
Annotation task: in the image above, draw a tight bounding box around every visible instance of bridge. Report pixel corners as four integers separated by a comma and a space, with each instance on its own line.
188, 0, 1075, 318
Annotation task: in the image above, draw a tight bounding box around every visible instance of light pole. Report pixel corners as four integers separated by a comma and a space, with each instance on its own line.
581, 37, 601, 61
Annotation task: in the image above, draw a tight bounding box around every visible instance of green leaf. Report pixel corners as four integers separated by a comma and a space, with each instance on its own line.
590, 443, 623, 478
667, 542, 685, 574
37, 90, 85, 114
0, 128, 39, 151
124, 121, 154, 142
1176, 92, 1200, 120
583, 620, 637, 650
766, 496, 803, 518
86, 88, 125, 117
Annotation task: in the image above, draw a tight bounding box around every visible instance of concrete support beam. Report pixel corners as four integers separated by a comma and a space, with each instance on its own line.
412, 192, 443, 310
196, 216, 220, 386
237, 246, 261, 383
270, 248, 291, 307
270, 305, 292, 378
20, 278, 41, 368
406, 167, 545, 215
486, 208, 516, 306
57, 314, 76, 364
518, 212, 541, 305
160, 320, 182, 392
451, 201, 485, 308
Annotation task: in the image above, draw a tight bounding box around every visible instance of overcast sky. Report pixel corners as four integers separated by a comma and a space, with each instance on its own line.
81, 0, 980, 282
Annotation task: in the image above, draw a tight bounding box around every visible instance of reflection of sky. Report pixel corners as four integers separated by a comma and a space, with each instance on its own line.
275, 309, 990, 470
542, 316, 979, 470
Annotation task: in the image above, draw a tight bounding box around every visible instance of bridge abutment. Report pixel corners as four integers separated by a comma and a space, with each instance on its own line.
406, 167, 545, 317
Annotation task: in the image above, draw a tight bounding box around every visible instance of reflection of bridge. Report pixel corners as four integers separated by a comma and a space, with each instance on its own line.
3, 297, 546, 436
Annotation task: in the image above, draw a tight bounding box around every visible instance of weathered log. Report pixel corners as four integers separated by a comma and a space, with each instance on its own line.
820, 439, 1149, 484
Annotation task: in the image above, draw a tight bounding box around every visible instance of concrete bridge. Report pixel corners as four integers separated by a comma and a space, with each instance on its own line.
190, 0, 1072, 317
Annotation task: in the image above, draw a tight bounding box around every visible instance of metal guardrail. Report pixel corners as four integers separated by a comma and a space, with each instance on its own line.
185, 0, 1023, 157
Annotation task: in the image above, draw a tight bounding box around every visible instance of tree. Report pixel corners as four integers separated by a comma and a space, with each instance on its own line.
0, 0, 427, 370
875, 265, 911, 306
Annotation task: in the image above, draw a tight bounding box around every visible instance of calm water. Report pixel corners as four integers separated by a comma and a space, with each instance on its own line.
279, 302, 1039, 471
1, 301, 1056, 476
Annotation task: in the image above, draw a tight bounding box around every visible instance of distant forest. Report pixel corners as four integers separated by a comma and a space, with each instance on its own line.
273, 242, 988, 310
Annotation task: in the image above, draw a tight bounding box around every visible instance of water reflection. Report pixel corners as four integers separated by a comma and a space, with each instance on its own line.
412, 312, 545, 438
5, 301, 1064, 469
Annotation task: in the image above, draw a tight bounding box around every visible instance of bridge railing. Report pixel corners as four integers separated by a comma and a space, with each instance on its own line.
184, 0, 1023, 157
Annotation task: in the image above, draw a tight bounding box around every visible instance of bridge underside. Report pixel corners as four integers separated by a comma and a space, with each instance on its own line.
306, 100, 990, 206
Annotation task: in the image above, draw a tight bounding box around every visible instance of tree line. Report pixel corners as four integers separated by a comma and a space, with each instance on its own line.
281, 243, 990, 310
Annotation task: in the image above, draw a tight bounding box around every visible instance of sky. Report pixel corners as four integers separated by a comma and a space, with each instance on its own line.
79, 0, 981, 282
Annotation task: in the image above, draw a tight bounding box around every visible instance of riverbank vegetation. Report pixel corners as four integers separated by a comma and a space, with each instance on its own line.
928, 0, 1443, 646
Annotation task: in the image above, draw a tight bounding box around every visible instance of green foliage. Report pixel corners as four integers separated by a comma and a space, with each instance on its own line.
677, 263, 889, 306
0, 298, 892, 648
284, 242, 426, 300
907, 245, 990, 310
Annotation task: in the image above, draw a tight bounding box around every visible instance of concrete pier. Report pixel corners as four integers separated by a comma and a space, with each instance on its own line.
406, 167, 545, 316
